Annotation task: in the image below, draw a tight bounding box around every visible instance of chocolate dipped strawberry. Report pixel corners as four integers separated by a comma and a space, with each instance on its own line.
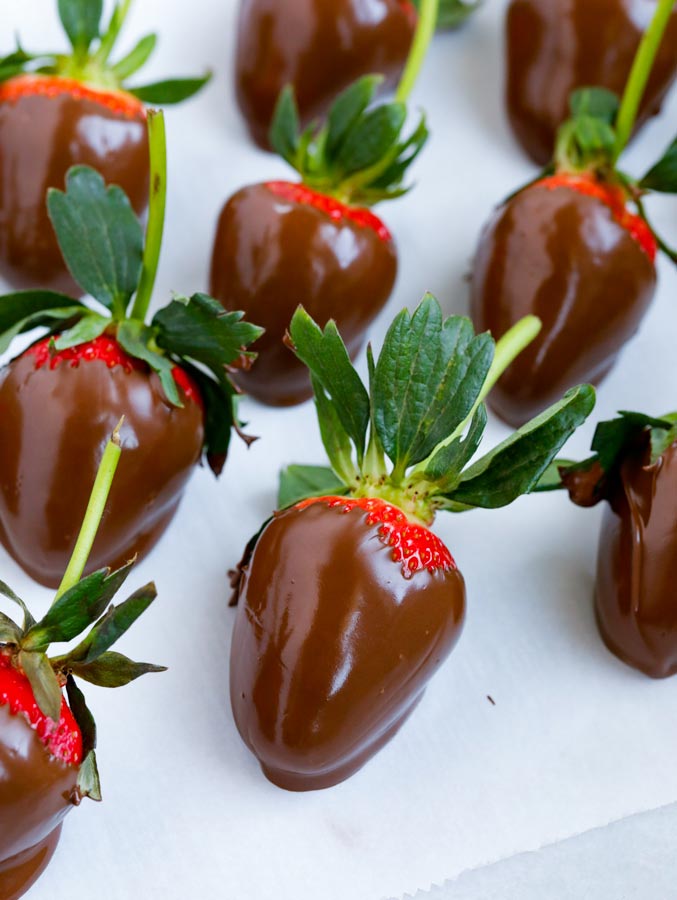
212, 3, 441, 407
229, 295, 595, 791
0, 426, 164, 899
561, 411, 677, 679
0, 111, 262, 588
506, 0, 677, 165
235, 0, 478, 150
0, 0, 209, 294
472, 0, 677, 428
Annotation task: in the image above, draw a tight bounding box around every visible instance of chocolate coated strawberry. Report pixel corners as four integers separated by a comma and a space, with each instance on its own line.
0, 112, 262, 587
473, 4, 677, 427
0, 0, 209, 293
563, 411, 677, 678
506, 0, 677, 165
0, 428, 164, 899
230, 295, 595, 790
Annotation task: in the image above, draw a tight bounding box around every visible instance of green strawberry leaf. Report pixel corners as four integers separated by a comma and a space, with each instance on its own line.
0, 581, 35, 631
569, 87, 620, 125
326, 75, 382, 159
0, 290, 87, 354
423, 403, 487, 490
445, 385, 596, 508
270, 85, 301, 165
178, 362, 238, 477
311, 375, 358, 485
532, 458, 577, 492
111, 33, 157, 81
591, 410, 672, 471
58, 0, 103, 55
54, 313, 110, 350
117, 319, 182, 407
19, 650, 62, 721
336, 102, 406, 177
66, 674, 97, 756
76, 751, 102, 802
129, 74, 211, 104
278, 464, 348, 509
47, 167, 143, 316
69, 651, 166, 687
372, 296, 494, 479
0, 612, 22, 644
289, 308, 370, 462
640, 136, 677, 193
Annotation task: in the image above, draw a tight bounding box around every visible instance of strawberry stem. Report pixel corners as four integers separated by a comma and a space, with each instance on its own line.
130, 109, 167, 322
94, 0, 134, 67
613, 0, 674, 162
396, 0, 439, 104
54, 420, 124, 602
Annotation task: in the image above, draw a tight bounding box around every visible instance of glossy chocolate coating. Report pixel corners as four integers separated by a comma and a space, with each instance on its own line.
0, 78, 149, 294
210, 183, 398, 406
235, 0, 416, 149
470, 182, 656, 427
0, 705, 77, 900
596, 438, 677, 678
0, 352, 204, 588
230, 502, 466, 791
506, 0, 677, 165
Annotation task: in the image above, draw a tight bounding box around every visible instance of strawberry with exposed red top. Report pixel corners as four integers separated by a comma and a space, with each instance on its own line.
0, 0, 209, 294
229, 295, 595, 791
211, 0, 441, 407
0, 111, 263, 588
0, 426, 164, 899
471, 0, 677, 427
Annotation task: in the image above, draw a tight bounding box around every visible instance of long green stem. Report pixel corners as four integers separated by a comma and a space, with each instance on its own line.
130, 110, 167, 322
54, 420, 124, 602
613, 0, 675, 161
396, 0, 440, 104
94, 0, 134, 66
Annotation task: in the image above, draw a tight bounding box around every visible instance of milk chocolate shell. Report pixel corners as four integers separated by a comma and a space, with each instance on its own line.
210, 182, 398, 406
470, 179, 656, 427
235, 0, 415, 149
0, 77, 149, 294
596, 437, 677, 678
506, 0, 677, 165
230, 501, 466, 791
0, 344, 204, 588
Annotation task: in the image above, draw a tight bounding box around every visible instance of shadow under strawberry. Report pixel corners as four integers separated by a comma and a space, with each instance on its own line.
0, 110, 262, 588
0, 0, 209, 295
0, 426, 164, 900
229, 295, 595, 791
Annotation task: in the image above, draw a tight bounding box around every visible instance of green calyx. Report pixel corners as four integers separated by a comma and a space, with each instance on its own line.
0, 0, 210, 104
279, 295, 596, 525
411, 0, 481, 31
0, 427, 165, 802
0, 110, 264, 476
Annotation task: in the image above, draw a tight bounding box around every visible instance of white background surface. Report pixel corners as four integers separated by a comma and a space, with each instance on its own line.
2, 1, 677, 899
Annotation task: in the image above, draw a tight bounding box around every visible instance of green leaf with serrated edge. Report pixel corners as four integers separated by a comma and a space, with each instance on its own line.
54, 313, 109, 351
368, 114, 429, 194
312, 376, 358, 485
373, 297, 494, 476
129, 75, 211, 104
424, 403, 487, 489
77, 751, 102, 802
64, 583, 157, 666
532, 458, 577, 492
112, 33, 157, 81
66, 675, 97, 756
289, 308, 370, 460
326, 75, 382, 159
0, 307, 87, 355
179, 362, 235, 476
446, 385, 596, 509
117, 319, 181, 407
0, 290, 86, 351
569, 87, 620, 125
0, 612, 22, 644
69, 651, 166, 688
640, 136, 677, 193
153, 294, 263, 381
18, 650, 62, 721
336, 103, 406, 177
58, 0, 103, 53
270, 85, 301, 165
0, 580, 35, 630
47, 167, 143, 314
278, 465, 348, 509
23, 564, 134, 652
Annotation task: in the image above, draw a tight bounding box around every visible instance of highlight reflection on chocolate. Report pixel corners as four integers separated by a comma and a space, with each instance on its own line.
470, 181, 656, 427
0, 349, 204, 588
210, 183, 398, 407
506, 0, 677, 165
235, 0, 416, 149
596, 438, 677, 679
0, 76, 149, 294
0, 705, 77, 900
230, 501, 465, 791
